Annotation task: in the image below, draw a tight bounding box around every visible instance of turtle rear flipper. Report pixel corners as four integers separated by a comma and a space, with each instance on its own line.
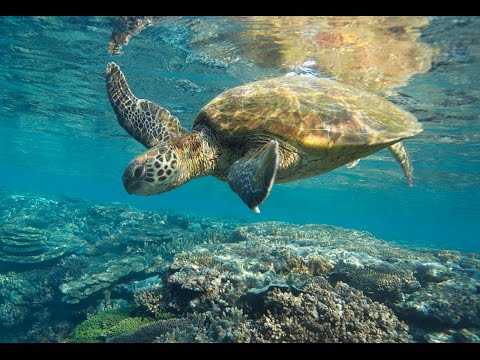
106, 62, 186, 148
389, 142, 414, 186
228, 140, 279, 213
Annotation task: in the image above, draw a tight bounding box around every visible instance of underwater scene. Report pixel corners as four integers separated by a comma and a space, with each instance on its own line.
0, 16, 479, 343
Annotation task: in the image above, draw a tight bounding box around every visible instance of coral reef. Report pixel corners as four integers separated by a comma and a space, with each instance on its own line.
144, 240, 412, 342
250, 279, 411, 342
0, 272, 52, 328
59, 254, 147, 304
0, 269, 62, 342
108, 318, 192, 343
152, 308, 253, 343
69, 306, 157, 343
0, 225, 86, 264
129, 221, 478, 343
0, 191, 478, 343
0, 191, 230, 341
113, 275, 411, 343
396, 280, 479, 329
330, 262, 419, 305
0, 193, 88, 266
134, 285, 164, 317
420, 328, 480, 343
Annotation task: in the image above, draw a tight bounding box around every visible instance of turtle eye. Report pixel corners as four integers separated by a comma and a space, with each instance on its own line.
133, 165, 145, 179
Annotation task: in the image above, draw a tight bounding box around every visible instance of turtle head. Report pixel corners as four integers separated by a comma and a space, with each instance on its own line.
122, 144, 182, 195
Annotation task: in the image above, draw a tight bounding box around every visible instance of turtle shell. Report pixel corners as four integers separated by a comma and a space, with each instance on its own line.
194, 76, 422, 152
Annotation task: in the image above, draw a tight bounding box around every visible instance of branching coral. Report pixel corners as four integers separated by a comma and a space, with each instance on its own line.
108, 318, 192, 343
250, 279, 412, 343
110, 307, 252, 343
119, 277, 411, 343
154, 307, 253, 343
284, 255, 333, 277
134, 285, 164, 317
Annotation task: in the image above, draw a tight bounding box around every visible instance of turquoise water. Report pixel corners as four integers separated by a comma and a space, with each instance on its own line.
1, 16, 479, 252
0, 17, 480, 343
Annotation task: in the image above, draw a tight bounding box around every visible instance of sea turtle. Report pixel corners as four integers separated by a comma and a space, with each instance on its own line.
106, 62, 422, 213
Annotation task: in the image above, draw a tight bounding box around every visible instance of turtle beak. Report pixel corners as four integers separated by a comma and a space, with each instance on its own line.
122, 167, 143, 194
123, 176, 137, 194
123, 154, 149, 194
123, 177, 149, 195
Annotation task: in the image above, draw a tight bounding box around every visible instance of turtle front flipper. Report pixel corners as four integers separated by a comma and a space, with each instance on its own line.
227, 140, 280, 213
389, 142, 414, 186
106, 62, 187, 148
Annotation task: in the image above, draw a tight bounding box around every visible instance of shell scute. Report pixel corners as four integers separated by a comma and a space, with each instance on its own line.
195, 76, 422, 151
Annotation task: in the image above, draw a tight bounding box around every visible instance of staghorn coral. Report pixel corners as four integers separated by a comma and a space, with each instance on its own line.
163, 261, 238, 314
198, 307, 252, 343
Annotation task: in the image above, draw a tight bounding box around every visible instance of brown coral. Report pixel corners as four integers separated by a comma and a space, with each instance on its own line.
251, 279, 412, 343
330, 264, 419, 304
134, 285, 164, 317
285, 255, 333, 277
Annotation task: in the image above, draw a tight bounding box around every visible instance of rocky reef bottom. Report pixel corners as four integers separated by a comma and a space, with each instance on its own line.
0, 189, 478, 343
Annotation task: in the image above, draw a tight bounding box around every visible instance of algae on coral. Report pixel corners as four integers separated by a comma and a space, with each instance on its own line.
69, 306, 157, 343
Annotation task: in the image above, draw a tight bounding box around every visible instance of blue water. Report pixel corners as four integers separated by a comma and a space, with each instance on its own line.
1, 16, 479, 253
